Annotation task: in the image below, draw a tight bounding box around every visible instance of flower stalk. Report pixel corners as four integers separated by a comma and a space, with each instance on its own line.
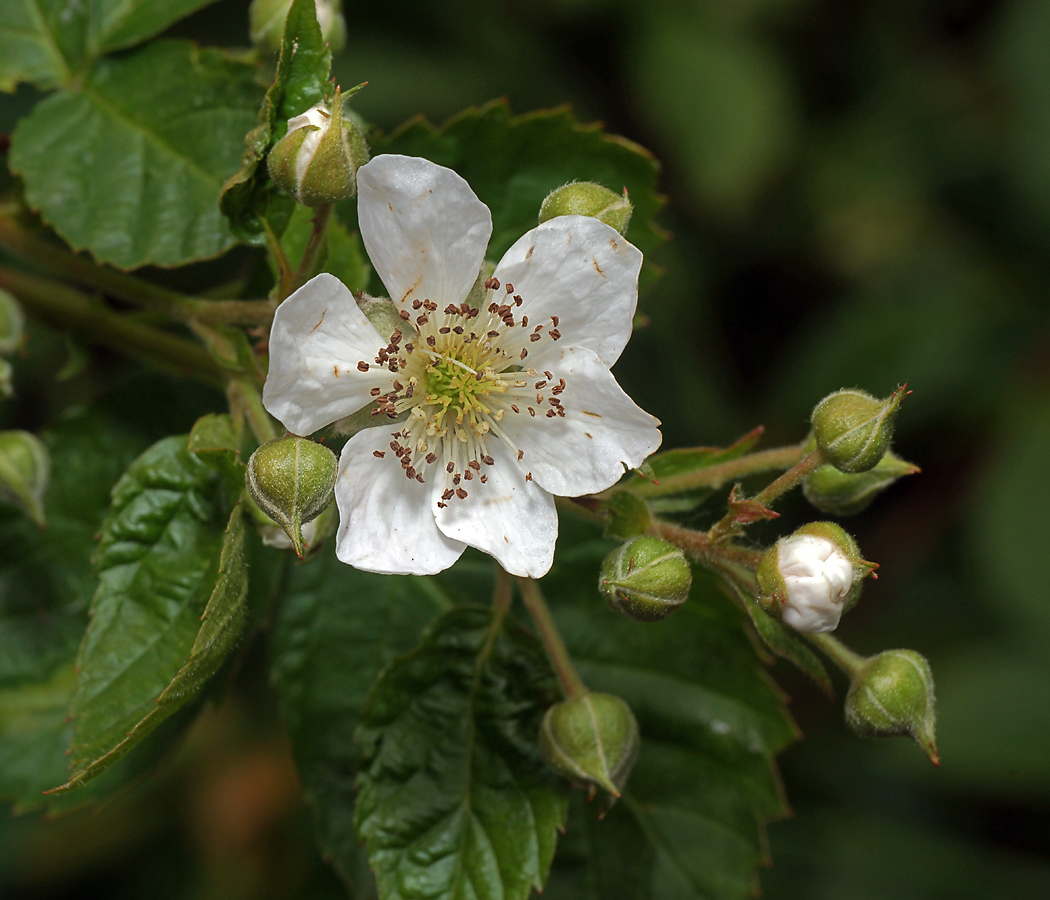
516, 576, 588, 701
626, 443, 805, 499
291, 203, 333, 291
806, 632, 866, 677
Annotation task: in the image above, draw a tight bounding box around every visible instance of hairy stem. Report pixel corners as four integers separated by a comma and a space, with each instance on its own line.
807, 632, 866, 678
707, 448, 826, 542
0, 265, 223, 387
516, 576, 587, 701
264, 218, 294, 301
291, 203, 333, 291
628, 444, 805, 498
0, 216, 276, 326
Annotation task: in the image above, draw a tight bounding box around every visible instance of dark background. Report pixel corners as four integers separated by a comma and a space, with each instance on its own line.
2, 0, 1050, 897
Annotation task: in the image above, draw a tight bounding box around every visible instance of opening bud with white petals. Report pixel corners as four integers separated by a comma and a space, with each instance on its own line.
246, 436, 338, 558
757, 522, 877, 633
600, 535, 691, 622
539, 692, 639, 799
539, 182, 633, 235
811, 385, 907, 473
846, 648, 939, 764
268, 86, 369, 207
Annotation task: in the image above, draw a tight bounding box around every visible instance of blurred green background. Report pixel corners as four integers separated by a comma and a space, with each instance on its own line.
3, 0, 1050, 896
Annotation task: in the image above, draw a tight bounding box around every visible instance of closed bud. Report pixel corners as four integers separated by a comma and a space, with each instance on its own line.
0, 289, 25, 356
600, 535, 691, 622
0, 430, 50, 527
539, 692, 639, 797
246, 436, 337, 558
811, 385, 907, 473
757, 522, 876, 634
846, 649, 938, 764
803, 450, 920, 516
268, 86, 368, 207
249, 0, 346, 53
539, 182, 633, 235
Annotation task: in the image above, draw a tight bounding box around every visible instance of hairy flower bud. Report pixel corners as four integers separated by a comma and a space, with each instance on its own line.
539, 182, 633, 235
803, 450, 920, 516
599, 535, 691, 622
0, 289, 24, 356
246, 436, 337, 558
846, 649, 938, 764
268, 87, 368, 207
539, 692, 639, 797
811, 385, 907, 474
757, 522, 876, 633
0, 430, 50, 527
249, 0, 346, 52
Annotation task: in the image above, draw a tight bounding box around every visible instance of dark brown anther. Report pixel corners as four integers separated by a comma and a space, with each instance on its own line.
447, 462, 455, 473
427, 335, 436, 347
528, 408, 536, 416
465, 470, 474, 480
529, 333, 541, 342
412, 299, 423, 309
392, 379, 403, 391
370, 387, 382, 396
373, 450, 386, 458
453, 326, 464, 335
505, 283, 514, 293
520, 349, 528, 359
487, 330, 500, 338
442, 489, 455, 501
426, 452, 437, 464
439, 326, 451, 334
468, 460, 481, 470
551, 315, 559, 327
456, 488, 468, 499
416, 315, 428, 326
357, 361, 370, 371
399, 309, 410, 320
416, 473, 425, 483
517, 449, 524, 460
482, 455, 494, 466
550, 329, 561, 340
453, 474, 461, 485
480, 474, 488, 483
513, 295, 523, 306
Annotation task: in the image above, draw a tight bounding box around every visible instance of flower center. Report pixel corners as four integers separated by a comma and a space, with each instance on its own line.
355, 278, 567, 504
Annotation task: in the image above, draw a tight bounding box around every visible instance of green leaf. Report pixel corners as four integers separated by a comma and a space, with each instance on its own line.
0, 0, 218, 92
374, 101, 666, 264
10, 41, 264, 269
220, 0, 333, 243
602, 489, 652, 540
622, 426, 765, 515
355, 605, 568, 900
541, 520, 797, 900
269, 556, 449, 894
54, 434, 233, 792
0, 410, 147, 810
187, 412, 246, 502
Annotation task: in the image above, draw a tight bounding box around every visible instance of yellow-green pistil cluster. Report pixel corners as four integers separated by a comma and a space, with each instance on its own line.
357, 277, 567, 506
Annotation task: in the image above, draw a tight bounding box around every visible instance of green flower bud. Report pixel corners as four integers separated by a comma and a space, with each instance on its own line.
249, 0, 346, 53
539, 182, 633, 235
811, 385, 907, 474
803, 450, 920, 516
246, 436, 337, 558
268, 86, 368, 207
845, 649, 938, 764
757, 522, 876, 633
0, 289, 24, 356
356, 293, 410, 344
0, 430, 50, 527
539, 692, 639, 797
599, 535, 691, 622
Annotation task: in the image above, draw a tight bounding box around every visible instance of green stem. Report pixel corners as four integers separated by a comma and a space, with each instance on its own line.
291, 203, 333, 291
707, 448, 826, 542
493, 564, 513, 616
651, 518, 764, 569
807, 633, 866, 678
264, 218, 294, 301
0, 216, 275, 326
628, 444, 805, 499
0, 265, 223, 388
516, 577, 587, 701
228, 376, 279, 445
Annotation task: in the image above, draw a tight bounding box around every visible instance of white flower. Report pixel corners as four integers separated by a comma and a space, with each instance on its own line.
263, 154, 662, 577
776, 534, 855, 633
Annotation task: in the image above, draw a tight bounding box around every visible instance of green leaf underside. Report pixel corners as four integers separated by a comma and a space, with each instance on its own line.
220, 0, 332, 243
355, 606, 568, 900
0, 411, 148, 810
57, 434, 233, 792
269, 557, 451, 894
731, 583, 833, 696
623, 427, 764, 515
373, 102, 666, 265
541, 520, 797, 900
0, 0, 218, 92
10, 40, 263, 269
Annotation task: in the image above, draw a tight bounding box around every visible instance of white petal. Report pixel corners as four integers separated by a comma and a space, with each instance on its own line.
492, 216, 642, 366
263, 273, 392, 435
335, 428, 465, 575
357, 155, 492, 310
502, 345, 662, 497
434, 441, 557, 578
